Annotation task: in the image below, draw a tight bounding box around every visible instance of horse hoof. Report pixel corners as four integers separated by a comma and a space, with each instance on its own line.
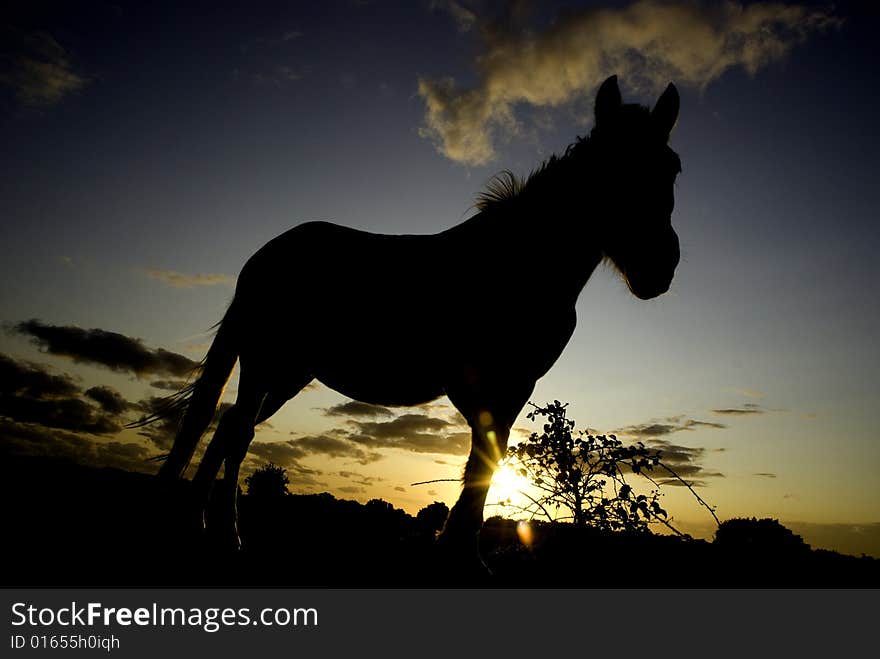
434, 533, 492, 582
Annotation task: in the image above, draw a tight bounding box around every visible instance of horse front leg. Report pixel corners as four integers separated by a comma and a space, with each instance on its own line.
439, 417, 510, 557
438, 378, 534, 573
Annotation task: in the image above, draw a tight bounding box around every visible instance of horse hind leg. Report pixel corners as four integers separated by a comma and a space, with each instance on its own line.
189, 381, 267, 545
193, 373, 313, 548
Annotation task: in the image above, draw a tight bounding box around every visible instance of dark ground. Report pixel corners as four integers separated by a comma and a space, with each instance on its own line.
5, 455, 878, 588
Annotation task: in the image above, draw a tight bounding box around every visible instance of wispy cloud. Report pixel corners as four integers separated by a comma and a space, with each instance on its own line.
612, 416, 726, 438
235, 29, 306, 86
711, 403, 766, 416
144, 268, 234, 289
0, 28, 90, 107
419, 0, 840, 164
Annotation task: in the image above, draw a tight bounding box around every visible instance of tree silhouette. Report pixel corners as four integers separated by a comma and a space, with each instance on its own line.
244, 462, 290, 500
499, 401, 717, 535
714, 517, 810, 554
416, 501, 450, 535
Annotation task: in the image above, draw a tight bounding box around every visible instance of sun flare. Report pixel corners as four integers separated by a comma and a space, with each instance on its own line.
490, 464, 532, 503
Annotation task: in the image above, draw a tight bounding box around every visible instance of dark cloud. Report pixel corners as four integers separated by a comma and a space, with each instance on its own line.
0, 354, 159, 471
617, 423, 679, 437
292, 410, 476, 457
711, 405, 765, 416
613, 416, 727, 438
0, 352, 80, 399
754, 472, 777, 478
352, 414, 452, 438
323, 401, 394, 418
0, 354, 125, 435
0, 419, 156, 473
635, 439, 725, 485
85, 385, 131, 415
337, 470, 383, 486
0, 394, 121, 435
260, 434, 383, 466
347, 430, 470, 456
394, 486, 406, 492
12, 320, 199, 378
296, 435, 383, 464
685, 420, 727, 430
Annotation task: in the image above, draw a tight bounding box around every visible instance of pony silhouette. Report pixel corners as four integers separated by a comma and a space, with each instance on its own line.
146, 75, 682, 565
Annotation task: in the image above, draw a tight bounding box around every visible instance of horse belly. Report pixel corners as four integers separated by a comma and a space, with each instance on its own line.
315, 355, 445, 407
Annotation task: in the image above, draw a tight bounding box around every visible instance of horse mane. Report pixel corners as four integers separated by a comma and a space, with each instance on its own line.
474, 135, 590, 213
474, 103, 653, 213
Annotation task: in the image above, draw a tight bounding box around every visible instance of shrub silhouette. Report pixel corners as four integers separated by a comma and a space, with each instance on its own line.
244, 462, 290, 500
500, 401, 717, 535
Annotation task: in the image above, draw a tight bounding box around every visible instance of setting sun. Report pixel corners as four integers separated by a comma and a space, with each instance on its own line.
488, 464, 533, 506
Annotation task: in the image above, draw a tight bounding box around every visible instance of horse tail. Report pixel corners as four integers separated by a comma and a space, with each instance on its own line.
130, 300, 241, 480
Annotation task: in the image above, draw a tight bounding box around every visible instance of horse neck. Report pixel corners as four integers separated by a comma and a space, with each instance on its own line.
504, 150, 605, 304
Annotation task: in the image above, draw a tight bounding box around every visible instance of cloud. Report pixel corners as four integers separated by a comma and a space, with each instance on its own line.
144, 269, 235, 289
613, 416, 726, 437
0, 353, 127, 435
346, 413, 471, 455
0, 394, 121, 435
337, 485, 365, 494
11, 320, 200, 378
85, 386, 131, 415
628, 438, 725, 485
337, 470, 383, 486
352, 414, 453, 438
323, 401, 394, 418
711, 404, 765, 416
604, 437, 724, 487
255, 435, 383, 466
0, 352, 80, 399
0, 419, 156, 473
753, 472, 776, 478
418, 0, 839, 164
0, 28, 90, 107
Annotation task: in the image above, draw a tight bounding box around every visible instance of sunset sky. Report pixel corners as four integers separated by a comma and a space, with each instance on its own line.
1, 0, 878, 557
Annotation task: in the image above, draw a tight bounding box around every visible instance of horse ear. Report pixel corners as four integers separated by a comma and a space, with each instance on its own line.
595, 75, 621, 126
652, 82, 679, 138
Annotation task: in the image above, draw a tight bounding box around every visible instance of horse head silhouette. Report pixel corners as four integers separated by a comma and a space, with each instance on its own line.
134, 75, 682, 572
593, 76, 681, 299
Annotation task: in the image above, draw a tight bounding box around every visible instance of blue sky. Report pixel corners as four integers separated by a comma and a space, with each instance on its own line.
1, 0, 878, 556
